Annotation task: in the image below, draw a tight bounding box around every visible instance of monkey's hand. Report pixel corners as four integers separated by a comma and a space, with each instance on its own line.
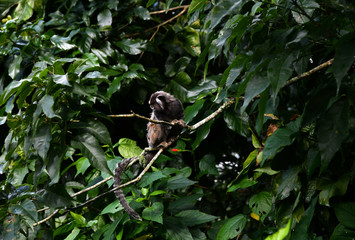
171, 119, 186, 128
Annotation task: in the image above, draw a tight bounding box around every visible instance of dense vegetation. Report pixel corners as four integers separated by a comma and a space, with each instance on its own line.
1, 0, 354, 239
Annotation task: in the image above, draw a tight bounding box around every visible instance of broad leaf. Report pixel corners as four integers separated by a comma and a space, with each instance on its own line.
71, 133, 111, 174
318, 100, 349, 172
142, 202, 164, 223
217, 214, 246, 240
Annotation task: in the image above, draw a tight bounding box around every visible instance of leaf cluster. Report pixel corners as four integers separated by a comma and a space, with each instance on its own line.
0, 0, 355, 239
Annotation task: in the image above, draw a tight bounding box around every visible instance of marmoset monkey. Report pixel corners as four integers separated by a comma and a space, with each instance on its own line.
145, 91, 185, 161
114, 91, 185, 220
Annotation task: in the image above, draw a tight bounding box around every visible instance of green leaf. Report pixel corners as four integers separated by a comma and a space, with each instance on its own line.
291, 1, 319, 24
188, 0, 207, 16
69, 119, 111, 145
223, 108, 249, 137
47, 145, 66, 184
71, 133, 111, 174
330, 224, 355, 240
142, 202, 164, 223
53, 74, 70, 86
291, 197, 317, 240
118, 138, 143, 158
101, 200, 123, 215
0, 79, 29, 106
8, 54, 22, 79
241, 73, 270, 112
191, 119, 214, 150
330, 40, 355, 93
51, 35, 76, 50
333, 202, 355, 229
146, 0, 155, 8
33, 124, 52, 160
267, 54, 295, 103
115, 38, 144, 55
134, 6, 150, 20
199, 154, 219, 175
318, 100, 349, 172
318, 174, 350, 206
184, 99, 205, 124
11, 198, 38, 222
39, 95, 58, 118
138, 171, 167, 188
97, 9, 112, 28
249, 191, 272, 222
262, 117, 301, 163
276, 167, 300, 200
254, 166, 279, 175
168, 194, 203, 215
70, 212, 87, 225
265, 218, 291, 240
37, 185, 72, 208
216, 214, 246, 240
228, 177, 258, 193
14, 0, 34, 21
64, 228, 80, 240
165, 216, 194, 240
167, 175, 197, 190
175, 210, 218, 226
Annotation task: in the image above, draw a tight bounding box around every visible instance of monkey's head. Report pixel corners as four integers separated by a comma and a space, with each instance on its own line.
149, 91, 169, 113
148, 91, 184, 121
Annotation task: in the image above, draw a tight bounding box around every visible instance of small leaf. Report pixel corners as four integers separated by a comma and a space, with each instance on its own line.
37, 185, 72, 208
249, 191, 272, 222
142, 202, 164, 223
188, 0, 207, 16
216, 214, 247, 240
64, 228, 80, 240
33, 124, 52, 160
241, 73, 270, 113
199, 154, 219, 175
191, 119, 214, 150
71, 133, 111, 174
115, 38, 145, 55
134, 6, 150, 20
265, 218, 291, 240
8, 54, 22, 79
138, 171, 167, 188
318, 100, 349, 172
330, 224, 355, 240
228, 177, 258, 193
175, 210, 218, 226
267, 54, 295, 104
97, 9, 112, 28
254, 166, 279, 175
184, 99, 205, 124
291, 197, 318, 240
333, 202, 355, 229
14, 0, 34, 21
167, 175, 197, 190
118, 138, 143, 158
292, 1, 319, 24
11, 198, 38, 222
262, 117, 301, 164
70, 212, 87, 225
39, 95, 58, 118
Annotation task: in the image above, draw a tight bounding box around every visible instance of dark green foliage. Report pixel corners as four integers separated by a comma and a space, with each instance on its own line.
0, 0, 354, 239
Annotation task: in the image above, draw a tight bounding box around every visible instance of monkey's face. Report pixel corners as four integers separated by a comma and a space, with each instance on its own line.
149, 91, 169, 113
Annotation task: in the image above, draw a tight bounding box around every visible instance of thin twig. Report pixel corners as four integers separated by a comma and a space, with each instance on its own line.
285, 58, 334, 87
150, 5, 190, 15
33, 209, 59, 227
108, 112, 176, 126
